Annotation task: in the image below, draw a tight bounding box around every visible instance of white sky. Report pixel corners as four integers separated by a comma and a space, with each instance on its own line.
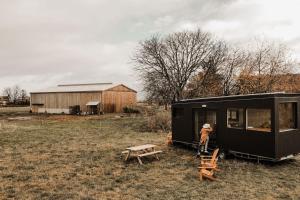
0, 0, 300, 99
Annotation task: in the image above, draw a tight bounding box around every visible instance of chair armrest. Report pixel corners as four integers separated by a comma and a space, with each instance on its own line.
198, 166, 217, 169
200, 156, 212, 158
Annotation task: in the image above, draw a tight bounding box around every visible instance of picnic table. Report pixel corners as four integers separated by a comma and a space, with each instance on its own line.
122, 144, 162, 165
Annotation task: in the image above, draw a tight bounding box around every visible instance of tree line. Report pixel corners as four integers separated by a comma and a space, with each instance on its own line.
2, 85, 29, 105
133, 29, 297, 107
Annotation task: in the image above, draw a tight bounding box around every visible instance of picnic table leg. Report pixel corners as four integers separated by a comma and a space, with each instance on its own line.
151, 147, 159, 160
137, 156, 143, 165
125, 150, 131, 161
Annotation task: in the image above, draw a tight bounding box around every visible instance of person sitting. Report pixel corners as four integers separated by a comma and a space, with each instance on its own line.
197, 123, 213, 155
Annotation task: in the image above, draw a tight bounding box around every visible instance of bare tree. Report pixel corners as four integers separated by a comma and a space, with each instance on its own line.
134, 30, 297, 103
142, 70, 173, 109
220, 47, 249, 95
237, 41, 294, 94
11, 85, 21, 104
134, 29, 219, 103
20, 89, 28, 103
185, 45, 249, 97
185, 41, 228, 98
3, 87, 12, 103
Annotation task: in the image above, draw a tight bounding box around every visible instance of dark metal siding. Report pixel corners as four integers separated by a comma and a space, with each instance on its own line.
171, 94, 300, 159
275, 97, 300, 158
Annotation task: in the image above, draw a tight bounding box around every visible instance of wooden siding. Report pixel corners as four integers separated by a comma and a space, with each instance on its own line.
31, 92, 102, 113
30, 85, 137, 113
102, 91, 137, 113
106, 85, 136, 93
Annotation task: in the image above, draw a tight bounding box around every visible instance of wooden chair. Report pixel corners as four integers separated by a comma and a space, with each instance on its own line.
166, 132, 173, 145
198, 148, 220, 181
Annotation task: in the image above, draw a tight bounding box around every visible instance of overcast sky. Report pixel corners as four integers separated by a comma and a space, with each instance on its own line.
1, 0, 300, 99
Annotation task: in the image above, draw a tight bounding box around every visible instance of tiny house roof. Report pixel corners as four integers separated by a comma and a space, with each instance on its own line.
31, 83, 137, 94
176, 92, 300, 104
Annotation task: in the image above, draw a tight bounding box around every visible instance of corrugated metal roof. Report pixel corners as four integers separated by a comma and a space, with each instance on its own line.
31, 83, 121, 93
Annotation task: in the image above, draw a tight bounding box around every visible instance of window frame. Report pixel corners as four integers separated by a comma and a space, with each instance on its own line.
246, 108, 272, 133
227, 108, 245, 129
278, 102, 298, 132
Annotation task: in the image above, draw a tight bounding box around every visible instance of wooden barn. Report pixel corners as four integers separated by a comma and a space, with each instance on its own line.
30, 83, 137, 114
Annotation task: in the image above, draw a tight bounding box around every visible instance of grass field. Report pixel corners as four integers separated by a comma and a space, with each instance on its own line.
0, 109, 299, 199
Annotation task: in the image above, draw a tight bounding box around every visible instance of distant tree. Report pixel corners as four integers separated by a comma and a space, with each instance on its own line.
185, 41, 228, 98
2, 85, 28, 104
237, 41, 294, 94
186, 46, 249, 97
3, 87, 12, 103
12, 85, 21, 104
20, 89, 28, 103
142, 70, 173, 109
134, 30, 297, 103
134, 29, 225, 103
185, 41, 295, 97
220, 47, 249, 95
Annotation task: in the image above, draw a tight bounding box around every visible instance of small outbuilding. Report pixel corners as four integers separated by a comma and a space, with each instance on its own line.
0, 96, 9, 106
30, 83, 137, 114
171, 92, 300, 161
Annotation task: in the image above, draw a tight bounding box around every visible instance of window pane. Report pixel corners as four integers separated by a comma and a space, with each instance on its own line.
279, 103, 297, 132
227, 108, 244, 128
247, 109, 271, 132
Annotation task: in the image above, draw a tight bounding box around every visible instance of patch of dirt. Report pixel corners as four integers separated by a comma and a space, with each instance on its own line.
7, 117, 32, 121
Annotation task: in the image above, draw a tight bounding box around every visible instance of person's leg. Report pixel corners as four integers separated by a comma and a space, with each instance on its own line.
204, 136, 209, 152
197, 142, 201, 155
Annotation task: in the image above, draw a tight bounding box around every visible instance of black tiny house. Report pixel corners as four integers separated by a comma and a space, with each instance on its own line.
171, 93, 300, 161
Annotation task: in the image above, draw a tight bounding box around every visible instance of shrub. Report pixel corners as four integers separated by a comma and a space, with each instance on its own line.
146, 111, 171, 132
123, 106, 140, 114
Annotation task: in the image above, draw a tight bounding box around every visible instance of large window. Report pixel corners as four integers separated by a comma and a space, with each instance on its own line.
247, 109, 271, 132
227, 108, 244, 129
279, 103, 297, 132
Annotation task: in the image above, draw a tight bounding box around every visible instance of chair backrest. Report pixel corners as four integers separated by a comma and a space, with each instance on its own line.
210, 148, 219, 165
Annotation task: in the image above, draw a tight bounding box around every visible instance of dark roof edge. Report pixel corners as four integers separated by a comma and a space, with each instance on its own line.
177, 92, 300, 103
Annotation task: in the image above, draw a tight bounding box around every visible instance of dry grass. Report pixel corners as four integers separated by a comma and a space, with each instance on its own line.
0, 110, 299, 199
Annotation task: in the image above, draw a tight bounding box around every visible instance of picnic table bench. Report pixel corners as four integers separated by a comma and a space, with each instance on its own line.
122, 144, 162, 165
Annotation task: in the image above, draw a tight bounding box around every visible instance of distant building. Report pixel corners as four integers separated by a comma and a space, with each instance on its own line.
16, 96, 30, 105
30, 83, 137, 114
0, 96, 9, 106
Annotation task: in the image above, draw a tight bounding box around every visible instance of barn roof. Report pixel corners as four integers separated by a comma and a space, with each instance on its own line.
31, 83, 137, 94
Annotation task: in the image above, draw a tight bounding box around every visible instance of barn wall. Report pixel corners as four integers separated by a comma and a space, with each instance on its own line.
30, 85, 137, 114
31, 92, 102, 113
102, 90, 137, 113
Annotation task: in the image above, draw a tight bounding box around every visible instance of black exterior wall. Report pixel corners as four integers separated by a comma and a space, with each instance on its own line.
171, 93, 300, 161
